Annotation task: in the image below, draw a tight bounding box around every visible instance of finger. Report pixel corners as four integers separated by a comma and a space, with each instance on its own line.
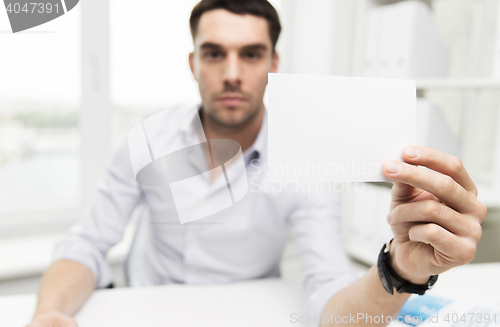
389, 200, 482, 240
401, 146, 478, 197
391, 181, 440, 203
408, 223, 477, 265
383, 159, 481, 215
391, 181, 416, 201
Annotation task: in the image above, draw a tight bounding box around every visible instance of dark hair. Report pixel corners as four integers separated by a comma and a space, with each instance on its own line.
190, 0, 281, 51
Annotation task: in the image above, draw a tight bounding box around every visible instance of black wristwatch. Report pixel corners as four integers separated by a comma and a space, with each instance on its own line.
377, 239, 438, 295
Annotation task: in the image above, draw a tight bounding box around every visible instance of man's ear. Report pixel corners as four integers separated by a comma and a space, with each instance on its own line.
189, 52, 197, 81
270, 51, 279, 73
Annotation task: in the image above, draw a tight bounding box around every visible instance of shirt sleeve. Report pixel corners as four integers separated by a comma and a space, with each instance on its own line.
53, 138, 143, 288
288, 193, 359, 326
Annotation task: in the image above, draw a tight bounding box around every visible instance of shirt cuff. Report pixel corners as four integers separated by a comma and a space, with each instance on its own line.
52, 234, 113, 289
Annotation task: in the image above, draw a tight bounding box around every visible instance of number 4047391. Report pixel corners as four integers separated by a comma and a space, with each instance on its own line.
5, 2, 59, 14
444, 312, 498, 324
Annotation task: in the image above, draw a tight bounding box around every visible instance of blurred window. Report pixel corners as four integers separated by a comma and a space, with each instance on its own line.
0, 7, 81, 208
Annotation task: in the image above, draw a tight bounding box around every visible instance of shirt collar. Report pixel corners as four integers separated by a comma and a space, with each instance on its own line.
179, 103, 204, 144
243, 108, 267, 160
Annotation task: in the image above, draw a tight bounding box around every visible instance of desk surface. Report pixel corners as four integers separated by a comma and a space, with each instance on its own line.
0, 278, 305, 327
1, 263, 499, 327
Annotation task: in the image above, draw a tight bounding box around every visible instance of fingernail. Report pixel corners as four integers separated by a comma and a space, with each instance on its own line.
386, 213, 392, 224
386, 160, 402, 174
405, 146, 421, 159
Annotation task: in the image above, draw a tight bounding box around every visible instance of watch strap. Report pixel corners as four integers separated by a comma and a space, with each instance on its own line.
378, 239, 438, 295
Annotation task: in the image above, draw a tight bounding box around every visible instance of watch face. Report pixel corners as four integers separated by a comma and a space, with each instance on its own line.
378, 243, 394, 294
378, 265, 393, 294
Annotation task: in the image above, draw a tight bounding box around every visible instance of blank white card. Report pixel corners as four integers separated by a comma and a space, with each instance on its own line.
267, 73, 417, 182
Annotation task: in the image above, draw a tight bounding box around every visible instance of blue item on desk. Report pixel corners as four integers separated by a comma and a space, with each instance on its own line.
397, 294, 452, 326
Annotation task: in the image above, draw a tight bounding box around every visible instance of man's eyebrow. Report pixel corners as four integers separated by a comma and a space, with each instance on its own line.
241, 44, 268, 51
199, 43, 269, 51
200, 42, 223, 50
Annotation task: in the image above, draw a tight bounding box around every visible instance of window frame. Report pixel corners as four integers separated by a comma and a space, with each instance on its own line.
0, 0, 111, 236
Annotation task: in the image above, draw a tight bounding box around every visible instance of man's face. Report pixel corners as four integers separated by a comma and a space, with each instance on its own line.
189, 9, 279, 128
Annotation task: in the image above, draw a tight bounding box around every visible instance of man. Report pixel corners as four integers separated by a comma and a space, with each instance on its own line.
27, 0, 486, 326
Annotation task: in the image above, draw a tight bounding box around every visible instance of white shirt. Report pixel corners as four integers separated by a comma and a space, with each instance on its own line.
53, 103, 359, 321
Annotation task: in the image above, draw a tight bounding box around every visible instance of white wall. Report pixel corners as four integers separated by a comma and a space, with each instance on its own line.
278, 0, 356, 76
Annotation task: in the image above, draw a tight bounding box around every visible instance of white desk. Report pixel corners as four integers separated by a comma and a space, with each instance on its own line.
425, 262, 500, 300
0, 278, 305, 327
1, 263, 499, 327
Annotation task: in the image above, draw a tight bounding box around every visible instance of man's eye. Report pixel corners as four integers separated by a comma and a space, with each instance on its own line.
243, 52, 261, 59
205, 52, 223, 59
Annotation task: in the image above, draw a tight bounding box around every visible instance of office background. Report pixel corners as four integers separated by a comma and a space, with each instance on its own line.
0, 0, 499, 296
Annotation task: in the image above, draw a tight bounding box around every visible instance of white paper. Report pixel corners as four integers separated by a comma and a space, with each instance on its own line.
267, 73, 417, 182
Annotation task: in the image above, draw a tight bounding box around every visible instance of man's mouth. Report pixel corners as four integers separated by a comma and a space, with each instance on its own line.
218, 96, 246, 106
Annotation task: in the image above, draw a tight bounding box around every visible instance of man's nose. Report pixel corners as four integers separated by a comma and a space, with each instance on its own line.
223, 52, 242, 88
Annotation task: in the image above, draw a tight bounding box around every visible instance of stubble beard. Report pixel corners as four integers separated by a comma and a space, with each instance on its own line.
204, 101, 262, 129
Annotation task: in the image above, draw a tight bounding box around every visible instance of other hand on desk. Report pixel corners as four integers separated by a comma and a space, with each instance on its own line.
25, 311, 77, 327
